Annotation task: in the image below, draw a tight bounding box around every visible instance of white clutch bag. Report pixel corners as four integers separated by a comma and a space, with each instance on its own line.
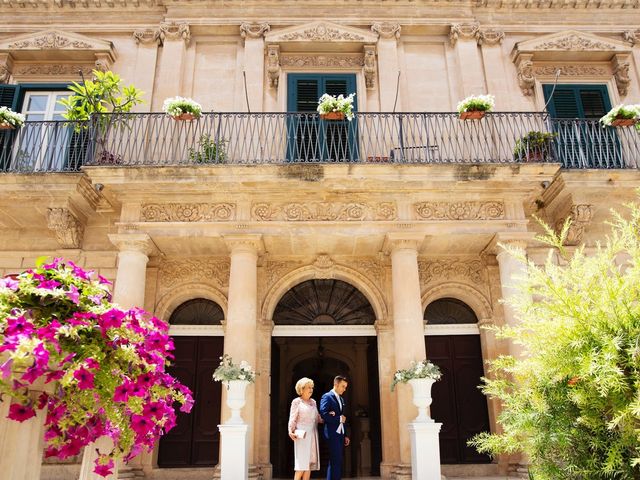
294, 429, 306, 439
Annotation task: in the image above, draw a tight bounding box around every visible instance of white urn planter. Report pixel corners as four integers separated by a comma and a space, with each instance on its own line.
224, 379, 250, 424
408, 377, 436, 423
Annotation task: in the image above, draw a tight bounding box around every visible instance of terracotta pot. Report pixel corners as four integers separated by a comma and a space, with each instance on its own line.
172, 112, 197, 121
459, 110, 485, 120
0, 123, 15, 130
320, 112, 345, 121
611, 118, 637, 127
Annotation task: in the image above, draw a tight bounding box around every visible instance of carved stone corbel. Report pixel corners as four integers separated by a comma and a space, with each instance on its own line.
371, 22, 401, 40
133, 28, 162, 46
47, 208, 84, 249
0, 53, 13, 84
555, 204, 593, 246
478, 28, 505, 46
363, 45, 376, 89
449, 22, 480, 46
515, 53, 535, 96
266, 44, 280, 89
159, 21, 190, 44
623, 29, 640, 46
612, 53, 631, 97
94, 52, 111, 72
240, 22, 270, 39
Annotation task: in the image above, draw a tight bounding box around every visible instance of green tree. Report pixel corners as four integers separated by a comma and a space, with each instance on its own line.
470, 205, 640, 479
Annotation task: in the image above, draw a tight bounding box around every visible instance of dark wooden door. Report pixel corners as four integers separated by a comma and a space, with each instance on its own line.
425, 335, 491, 464
158, 336, 224, 467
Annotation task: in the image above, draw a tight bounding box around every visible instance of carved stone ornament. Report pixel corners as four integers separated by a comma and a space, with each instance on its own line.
537, 34, 619, 51
159, 21, 190, 43
141, 203, 236, 222
363, 45, 376, 89
418, 259, 485, 287
280, 54, 364, 68
623, 30, 640, 46
251, 202, 397, 222
265, 260, 300, 288
613, 54, 631, 97
313, 254, 335, 279
555, 204, 593, 246
477, 28, 505, 46
449, 22, 480, 46
9, 32, 92, 50
13, 63, 95, 77
352, 258, 384, 286
279, 23, 365, 42
159, 258, 230, 293
533, 64, 609, 77
414, 201, 505, 221
133, 28, 162, 46
240, 22, 270, 39
0, 53, 13, 84
267, 44, 280, 89
515, 54, 535, 96
47, 208, 84, 249
371, 22, 401, 40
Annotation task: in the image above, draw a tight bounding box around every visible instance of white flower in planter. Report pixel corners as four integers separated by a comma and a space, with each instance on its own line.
162, 96, 203, 119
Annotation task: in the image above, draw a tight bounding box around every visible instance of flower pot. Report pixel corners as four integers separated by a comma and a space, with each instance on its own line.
320, 112, 345, 121
224, 379, 249, 424
408, 377, 436, 423
459, 110, 485, 120
0, 123, 15, 130
611, 118, 637, 127
172, 113, 197, 121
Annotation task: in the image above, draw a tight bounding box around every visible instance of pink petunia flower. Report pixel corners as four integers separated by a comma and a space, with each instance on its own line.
73, 367, 95, 390
8, 403, 36, 422
37, 279, 60, 290
66, 285, 80, 304
0, 276, 19, 290
5, 316, 35, 337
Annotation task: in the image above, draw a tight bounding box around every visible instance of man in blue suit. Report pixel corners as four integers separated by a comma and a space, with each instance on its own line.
319, 375, 350, 480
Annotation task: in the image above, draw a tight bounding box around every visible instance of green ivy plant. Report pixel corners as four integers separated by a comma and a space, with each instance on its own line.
513, 131, 557, 162
188, 134, 227, 164
469, 204, 640, 479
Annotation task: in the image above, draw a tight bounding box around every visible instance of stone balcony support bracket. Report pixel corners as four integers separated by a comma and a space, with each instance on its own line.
47, 207, 85, 249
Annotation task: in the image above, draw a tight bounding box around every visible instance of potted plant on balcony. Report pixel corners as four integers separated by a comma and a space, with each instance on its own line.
213, 354, 256, 424
457, 94, 495, 120
391, 359, 442, 423
513, 131, 558, 163
599, 104, 640, 128
0, 258, 193, 478
0, 107, 25, 130
163, 96, 203, 121
189, 134, 227, 164
317, 93, 355, 121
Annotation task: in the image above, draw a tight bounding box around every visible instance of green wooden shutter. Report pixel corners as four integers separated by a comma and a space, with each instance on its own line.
0, 85, 19, 171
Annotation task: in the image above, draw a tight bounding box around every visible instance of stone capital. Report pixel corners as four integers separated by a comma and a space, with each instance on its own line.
108, 233, 158, 256
484, 232, 535, 257
159, 21, 190, 43
133, 28, 162, 46
382, 233, 425, 254
223, 234, 265, 256
449, 22, 480, 46
478, 28, 505, 46
371, 22, 401, 40
47, 207, 84, 249
240, 22, 270, 39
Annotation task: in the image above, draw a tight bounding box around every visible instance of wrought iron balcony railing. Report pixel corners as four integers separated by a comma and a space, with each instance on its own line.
0, 112, 638, 172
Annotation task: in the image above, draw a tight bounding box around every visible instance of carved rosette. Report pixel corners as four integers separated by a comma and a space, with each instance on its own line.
240, 22, 270, 39
133, 28, 162, 46
371, 22, 401, 40
280, 54, 364, 68
159, 258, 230, 295
159, 21, 190, 43
47, 208, 84, 249
414, 201, 505, 221
363, 45, 376, 89
267, 44, 280, 88
477, 28, 505, 46
555, 204, 593, 246
251, 202, 397, 222
418, 259, 485, 288
449, 22, 480, 46
141, 203, 236, 222
612, 54, 631, 97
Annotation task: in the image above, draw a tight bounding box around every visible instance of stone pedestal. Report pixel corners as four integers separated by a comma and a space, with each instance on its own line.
409, 422, 442, 480
219, 423, 249, 480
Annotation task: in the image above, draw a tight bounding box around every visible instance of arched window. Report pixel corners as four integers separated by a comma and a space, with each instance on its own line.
169, 298, 224, 326
424, 297, 478, 325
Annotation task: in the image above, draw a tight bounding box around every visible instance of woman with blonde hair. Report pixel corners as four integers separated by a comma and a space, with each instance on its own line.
288, 377, 323, 480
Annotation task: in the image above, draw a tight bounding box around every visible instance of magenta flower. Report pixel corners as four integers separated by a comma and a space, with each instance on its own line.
98, 274, 112, 285
5, 316, 35, 336
0, 276, 19, 290
73, 367, 95, 390
37, 279, 60, 290
93, 460, 114, 478
8, 403, 36, 422
131, 414, 154, 437
0, 357, 13, 379
114, 380, 134, 402
66, 284, 80, 304
142, 401, 165, 420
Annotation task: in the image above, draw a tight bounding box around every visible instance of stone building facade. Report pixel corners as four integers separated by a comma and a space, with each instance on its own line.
0, 1, 639, 479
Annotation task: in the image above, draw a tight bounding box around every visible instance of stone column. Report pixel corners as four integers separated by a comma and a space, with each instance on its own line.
449, 22, 487, 97
153, 21, 190, 111
78, 233, 156, 480
371, 23, 402, 111
133, 28, 162, 112
385, 233, 427, 475
240, 23, 270, 112
222, 235, 263, 470
376, 323, 400, 479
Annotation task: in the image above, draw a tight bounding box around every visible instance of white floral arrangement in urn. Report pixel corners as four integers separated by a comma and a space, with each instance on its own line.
213, 353, 257, 384
162, 96, 203, 120
317, 93, 356, 121
456, 94, 495, 119
599, 104, 640, 128
391, 359, 442, 391
0, 106, 26, 129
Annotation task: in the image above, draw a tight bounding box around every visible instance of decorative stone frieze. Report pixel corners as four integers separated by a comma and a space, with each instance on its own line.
623, 29, 640, 45
418, 259, 485, 287
265, 260, 300, 288
477, 28, 505, 46
265, 21, 377, 45
12, 63, 94, 77
612, 54, 631, 96
9, 33, 91, 49
133, 28, 162, 46
352, 258, 384, 286
251, 202, 397, 221
266, 44, 280, 88
140, 203, 236, 222
532, 64, 609, 76
47, 208, 84, 249
537, 34, 619, 51
363, 45, 376, 89
159, 258, 230, 293
281, 23, 364, 41
240, 22, 270, 39
413, 201, 505, 221
159, 21, 190, 43
371, 22, 401, 40
555, 204, 593, 246
280, 54, 364, 68
449, 22, 480, 46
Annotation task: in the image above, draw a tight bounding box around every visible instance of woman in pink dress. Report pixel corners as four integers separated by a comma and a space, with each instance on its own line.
288, 377, 323, 480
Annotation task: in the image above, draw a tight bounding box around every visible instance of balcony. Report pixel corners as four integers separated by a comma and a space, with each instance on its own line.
0, 112, 638, 172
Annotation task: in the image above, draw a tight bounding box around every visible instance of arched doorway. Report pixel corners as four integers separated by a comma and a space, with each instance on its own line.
158, 298, 225, 467
424, 297, 491, 464
270, 279, 382, 478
